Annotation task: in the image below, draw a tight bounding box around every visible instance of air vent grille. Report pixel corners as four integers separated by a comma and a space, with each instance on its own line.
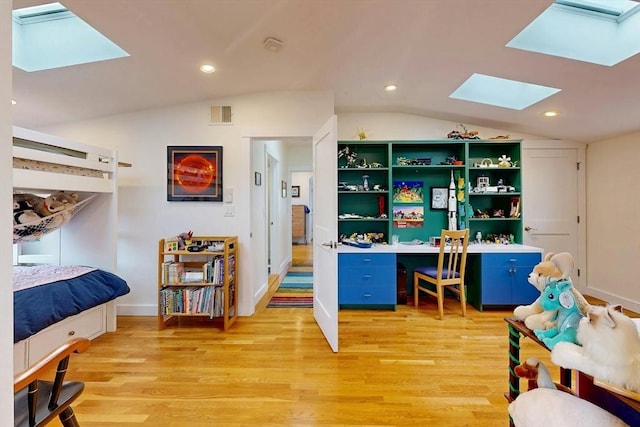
211, 106, 232, 124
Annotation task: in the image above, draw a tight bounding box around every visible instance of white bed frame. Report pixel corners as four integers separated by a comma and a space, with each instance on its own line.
12, 126, 122, 373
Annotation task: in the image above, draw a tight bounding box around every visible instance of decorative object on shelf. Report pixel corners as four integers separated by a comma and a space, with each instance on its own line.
498, 154, 512, 167
510, 197, 521, 218
447, 123, 480, 140
477, 175, 490, 189
378, 195, 386, 217
478, 158, 498, 168
281, 180, 287, 198
430, 187, 448, 210
254, 171, 261, 186
167, 145, 223, 202
362, 175, 370, 191
396, 156, 431, 166
357, 128, 369, 140
448, 170, 458, 230
338, 145, 358, 168
291, 185, 300, 198
489, 134, 511, 140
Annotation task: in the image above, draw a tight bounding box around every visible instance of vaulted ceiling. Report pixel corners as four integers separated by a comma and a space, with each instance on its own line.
12, 0, 640, 142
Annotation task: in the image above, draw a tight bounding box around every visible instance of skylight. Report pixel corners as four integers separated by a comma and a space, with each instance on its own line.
449, 74, 561, 110
12, 2, 129, 72
506, 0, 640, 66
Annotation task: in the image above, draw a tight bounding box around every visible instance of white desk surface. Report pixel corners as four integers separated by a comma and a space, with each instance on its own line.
337, 243, 543, 254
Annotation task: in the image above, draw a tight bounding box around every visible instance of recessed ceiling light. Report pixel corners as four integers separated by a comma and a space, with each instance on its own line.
544, 111, 559, 117
384, 84, 398, 92
200, 64, 215, 73
11, 100, 17, 105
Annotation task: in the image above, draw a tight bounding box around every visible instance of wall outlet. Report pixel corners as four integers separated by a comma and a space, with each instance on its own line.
224, 205, 235, 217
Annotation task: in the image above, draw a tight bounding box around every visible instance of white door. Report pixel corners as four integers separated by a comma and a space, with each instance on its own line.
522, 147, 581, 284
312, 115, 338, 352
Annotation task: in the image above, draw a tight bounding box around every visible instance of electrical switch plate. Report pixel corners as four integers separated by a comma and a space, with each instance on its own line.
224, 187, 233, 204
224, 205, 235, 217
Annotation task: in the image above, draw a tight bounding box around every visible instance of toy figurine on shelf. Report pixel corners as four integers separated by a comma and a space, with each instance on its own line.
338, 146, 358, 168
448, 170, 457, 230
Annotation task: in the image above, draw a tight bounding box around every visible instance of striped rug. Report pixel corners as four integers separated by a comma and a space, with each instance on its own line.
267, 271, 313, 308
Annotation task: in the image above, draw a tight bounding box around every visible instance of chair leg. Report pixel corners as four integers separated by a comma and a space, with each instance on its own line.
436, 285, 445, 320
59, 407, 81, 427
459, 284, 467, 317
413, 275, 419, 307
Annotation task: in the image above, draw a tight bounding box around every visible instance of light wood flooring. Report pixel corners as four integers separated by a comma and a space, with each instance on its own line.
45, 245, 635, 426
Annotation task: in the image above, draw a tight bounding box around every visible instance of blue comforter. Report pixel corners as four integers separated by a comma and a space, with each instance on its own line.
14, 269, 130, 343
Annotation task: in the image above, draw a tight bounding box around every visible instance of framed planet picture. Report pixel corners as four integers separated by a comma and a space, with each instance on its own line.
167, 146, 223, 201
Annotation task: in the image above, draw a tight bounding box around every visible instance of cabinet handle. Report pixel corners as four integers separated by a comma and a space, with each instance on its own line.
363, 274, 372, 279
363, 293, 372, 298
509, 258, 517, 263
362, 258, 372, 263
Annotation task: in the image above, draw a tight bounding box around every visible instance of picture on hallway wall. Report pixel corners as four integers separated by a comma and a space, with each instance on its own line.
167, 146, 223, 202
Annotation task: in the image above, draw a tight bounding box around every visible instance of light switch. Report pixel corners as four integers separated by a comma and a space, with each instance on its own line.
224, 187, 233, 203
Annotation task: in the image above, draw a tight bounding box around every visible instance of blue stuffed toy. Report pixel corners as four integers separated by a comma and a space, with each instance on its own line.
533, 279, 584, 349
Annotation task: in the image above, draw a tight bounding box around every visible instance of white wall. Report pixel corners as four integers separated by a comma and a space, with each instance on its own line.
1, 1, 14, 422
44, 91, 334, 317
585, 131, 640, 312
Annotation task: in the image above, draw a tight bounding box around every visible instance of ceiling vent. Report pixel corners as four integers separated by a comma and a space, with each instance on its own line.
210, 106, 232, 124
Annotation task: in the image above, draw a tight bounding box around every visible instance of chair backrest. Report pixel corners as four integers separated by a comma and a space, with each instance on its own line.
436, 229, 469, 281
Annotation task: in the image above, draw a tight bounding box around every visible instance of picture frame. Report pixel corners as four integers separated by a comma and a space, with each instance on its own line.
167, 145, 223, 202
254, 171, 262, 186
291, 185, 300, 198
430, 187, 449, 210
281, 180, 287, 198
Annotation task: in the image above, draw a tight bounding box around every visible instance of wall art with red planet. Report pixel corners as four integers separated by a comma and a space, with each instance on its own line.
167, 146, 223, 202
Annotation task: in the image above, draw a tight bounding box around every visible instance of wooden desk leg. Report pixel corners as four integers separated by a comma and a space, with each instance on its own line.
507, 323, 521, 427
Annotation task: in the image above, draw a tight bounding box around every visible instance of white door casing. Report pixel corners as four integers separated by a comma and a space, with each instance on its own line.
312, 115, 338, 352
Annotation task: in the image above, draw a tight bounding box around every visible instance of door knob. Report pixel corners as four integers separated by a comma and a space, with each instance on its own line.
524, 226, 538, 232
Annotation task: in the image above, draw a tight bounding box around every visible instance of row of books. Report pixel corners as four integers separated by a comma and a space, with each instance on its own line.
160, 285, 225, 317
161, 255, 235, 285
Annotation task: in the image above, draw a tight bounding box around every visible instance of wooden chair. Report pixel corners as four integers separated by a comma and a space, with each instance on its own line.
14, 338, 90, 427
413, 229, 469, 319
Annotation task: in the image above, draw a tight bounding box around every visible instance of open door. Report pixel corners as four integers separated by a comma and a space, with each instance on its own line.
312, 115, 338, 352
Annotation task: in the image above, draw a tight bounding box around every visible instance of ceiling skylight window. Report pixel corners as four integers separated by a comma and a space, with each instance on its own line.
12, 2, 129, 72
449, 74, 561, 110
506, 0, 640, 66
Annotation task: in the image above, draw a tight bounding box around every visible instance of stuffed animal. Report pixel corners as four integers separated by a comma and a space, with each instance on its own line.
509, 359, 628, 427
533, 279, 584, 349
509, 386, 629, 427
177, 231, 193, 249
513, 252, 591, 331
13, 199, 41, 225
552, 304, 640, 394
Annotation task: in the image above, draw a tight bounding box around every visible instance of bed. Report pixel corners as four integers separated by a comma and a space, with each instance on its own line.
12, 126, 128, 373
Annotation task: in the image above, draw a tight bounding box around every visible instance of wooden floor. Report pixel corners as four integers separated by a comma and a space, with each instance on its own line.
45, 245, 634, 426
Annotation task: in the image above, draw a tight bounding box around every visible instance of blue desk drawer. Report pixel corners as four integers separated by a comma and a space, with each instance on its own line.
339, 283, 395, 305
339, 253, 395, 269
338, 253, 396, 306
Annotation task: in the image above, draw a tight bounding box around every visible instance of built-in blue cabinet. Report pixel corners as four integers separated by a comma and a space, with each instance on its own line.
475, 252, 541, 308
338, 253, 396, 309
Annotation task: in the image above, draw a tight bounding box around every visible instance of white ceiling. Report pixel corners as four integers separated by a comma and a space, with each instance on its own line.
11, 0, 640, 142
